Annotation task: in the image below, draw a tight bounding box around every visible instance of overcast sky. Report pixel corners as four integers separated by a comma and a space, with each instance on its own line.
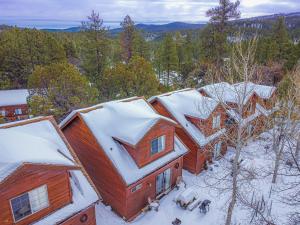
1, 0, 300, 28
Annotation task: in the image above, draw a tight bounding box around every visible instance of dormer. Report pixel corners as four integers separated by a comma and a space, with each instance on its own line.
115, 118, 176, 168
185, 103, 226, 137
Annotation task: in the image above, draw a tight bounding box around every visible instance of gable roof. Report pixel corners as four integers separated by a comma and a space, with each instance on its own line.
0, 118, 76, 183
149, 89, 226, 147
61, 97, 187, 186
234, 82, 276, 99
0, 89, 29, 106
199, 82, 255, 105
0, 117, 99, 224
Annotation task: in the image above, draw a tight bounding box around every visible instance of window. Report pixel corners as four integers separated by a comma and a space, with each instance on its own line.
212, 114, 221, 129
15, 108, 22, 115
11, 185, 49, 222
247, 124, 254, 136
246, 103, 253, 112
1, 110, 6, 117
131, 184, 142, 193
213, 142, 222, 159
151, 135, 165, 155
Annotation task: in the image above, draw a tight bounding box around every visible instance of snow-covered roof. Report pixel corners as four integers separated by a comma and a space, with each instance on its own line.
61, 98, 187, 186
149, 89, 226, 147
256, 103, 278, 117
227, 107, 261, 128
0, 89, 29, 106
0, 118, 98, 224
234, 82, 276, 99
199, 82, 255, 105
0, 119, 75, 182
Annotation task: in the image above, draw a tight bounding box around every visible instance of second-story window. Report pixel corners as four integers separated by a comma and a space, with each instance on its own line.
15, 108, 22, 115
151, 135, 165, 155
10, 185, 49, 222
212, 114, 221, 129
1, 110, 6, 117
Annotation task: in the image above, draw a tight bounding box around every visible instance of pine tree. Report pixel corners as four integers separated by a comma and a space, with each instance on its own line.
120, 15, 135, 64
81, 10, 109, 85
28, 62, 98, 120
206, 0, 241, 64
0, 28, 66, 88
161, 34, 178, 87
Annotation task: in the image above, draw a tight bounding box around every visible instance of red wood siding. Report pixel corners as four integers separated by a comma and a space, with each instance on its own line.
125, 157, 183, 221
60, 205, 96, 225
0, 104, 29, 122
62, 114, 184, 221
186, 105, 226, 137
123, 120, 175, 168
62, 116, 127, 218
0, 164, 72, 225
151, 100, 227, 175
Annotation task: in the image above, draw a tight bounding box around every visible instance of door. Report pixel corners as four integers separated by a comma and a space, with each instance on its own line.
156, 168, 171, 196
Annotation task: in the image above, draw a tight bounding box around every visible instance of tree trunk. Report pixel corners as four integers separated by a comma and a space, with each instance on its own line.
296, 138, 300, 159
272, 141, 284, 184
225, 125, 242, 225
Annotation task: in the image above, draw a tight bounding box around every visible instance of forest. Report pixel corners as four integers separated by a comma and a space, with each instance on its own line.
0, 0, 300, 119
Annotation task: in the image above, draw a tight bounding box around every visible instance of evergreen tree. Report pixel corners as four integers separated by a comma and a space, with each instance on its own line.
206, 0, 241, 64
101, 56, 159, 99
120, 15, 135, 63
81, 10, 109, 85
132, 31, 150, 60
161, 34, 178, 87
28, 62, 98, 120
0, 28, 66, 88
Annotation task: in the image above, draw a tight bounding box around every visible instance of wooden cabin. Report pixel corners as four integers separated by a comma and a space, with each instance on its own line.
199, 82, 275, 143
0, 117, 99, 225
149, 89, 227, 175
60, 97, 188, 221
0, 89, 30, 123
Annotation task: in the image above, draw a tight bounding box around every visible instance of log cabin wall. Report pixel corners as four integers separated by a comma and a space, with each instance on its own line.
60, 205, 96, 225
0, 164, 72, 225
62, 116, 127, 218
125, 157, 183, 221
0, 104, 29, 122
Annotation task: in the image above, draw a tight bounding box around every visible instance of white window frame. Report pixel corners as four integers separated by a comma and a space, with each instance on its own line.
131, 183, 143, 193
212, 114, 221, 129
15, 108, 22, 115
151, 135, 166, 155
10, 185, 49, 222
1, 110, 6, 117
213, 142, 222, 159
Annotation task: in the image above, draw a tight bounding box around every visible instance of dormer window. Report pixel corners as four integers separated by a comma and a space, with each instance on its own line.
151, 135, 165, 155
212, 114, 221, 129
10, 185, 49, 222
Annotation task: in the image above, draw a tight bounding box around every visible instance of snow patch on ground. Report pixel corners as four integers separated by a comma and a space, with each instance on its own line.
95, 134, 299, 225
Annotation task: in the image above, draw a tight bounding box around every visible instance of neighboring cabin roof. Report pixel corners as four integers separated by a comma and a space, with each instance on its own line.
199, 82, 255, 105
149, 89, 226, 147
0, 117, 99, 225
0, 89, 29, 106
0, 119, 75, 182
60, 97, 188, 186
234, 82, 276, 99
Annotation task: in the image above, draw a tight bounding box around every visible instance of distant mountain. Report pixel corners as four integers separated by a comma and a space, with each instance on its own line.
42, 22, 206, 35
42, 26, 81, 32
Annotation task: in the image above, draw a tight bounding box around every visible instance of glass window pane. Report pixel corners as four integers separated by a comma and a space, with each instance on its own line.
29, 185, 49, 212
11, 193, 32, 222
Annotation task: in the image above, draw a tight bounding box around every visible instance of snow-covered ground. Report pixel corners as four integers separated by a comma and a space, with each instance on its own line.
95, 133, 299, 225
